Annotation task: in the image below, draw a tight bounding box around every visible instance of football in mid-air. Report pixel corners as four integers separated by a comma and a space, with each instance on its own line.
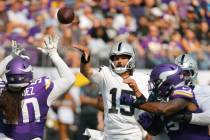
57, 6, 75, 24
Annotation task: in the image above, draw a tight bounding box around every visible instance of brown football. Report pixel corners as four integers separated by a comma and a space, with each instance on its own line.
57, 6, 75, 24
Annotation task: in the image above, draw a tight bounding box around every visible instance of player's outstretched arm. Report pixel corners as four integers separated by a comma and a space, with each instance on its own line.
167, 109, 210, 126
191, 112, 210, 125
0, 40, 26, 77
190, 86, 210, 125
139, 98, 188, 116
72, 44, 93, 78
0, 55, 13, 77
120, 90, 189, 116
190, 101, 210, 125
42, 36, 76, 106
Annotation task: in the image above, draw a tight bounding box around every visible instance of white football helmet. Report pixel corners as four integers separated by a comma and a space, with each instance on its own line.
109, 42, 135, 74
175, 54, 198, 85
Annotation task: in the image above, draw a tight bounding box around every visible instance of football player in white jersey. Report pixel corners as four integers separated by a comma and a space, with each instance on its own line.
153, 54, 210, 140
73, 42, 149, 140
173, 54, 210, 125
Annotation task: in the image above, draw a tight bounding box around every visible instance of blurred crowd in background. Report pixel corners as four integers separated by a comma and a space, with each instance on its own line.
0, 0, 210, 139
0, 0, 210, 69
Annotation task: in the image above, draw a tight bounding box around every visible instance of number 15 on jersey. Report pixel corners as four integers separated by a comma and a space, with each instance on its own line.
108, 88, 135, 116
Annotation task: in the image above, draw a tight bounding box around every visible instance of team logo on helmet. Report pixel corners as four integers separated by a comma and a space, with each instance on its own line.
149, 63, 184, 98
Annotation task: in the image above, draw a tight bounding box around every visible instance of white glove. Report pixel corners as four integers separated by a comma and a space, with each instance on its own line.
11, 40, 24, 56
43, 35, 59, 56
11, 40, 29, 59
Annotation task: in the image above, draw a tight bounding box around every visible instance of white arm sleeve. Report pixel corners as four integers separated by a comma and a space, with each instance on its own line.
191, 111, 210, 125
0, 55, 13, 77
47, 53, 75, 106
190, 99, 210, 125
90, 69, 103, 85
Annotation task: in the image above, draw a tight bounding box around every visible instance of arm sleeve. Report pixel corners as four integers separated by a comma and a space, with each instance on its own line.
191, 111, 210, 125
0, 55, 13, 77
190, 99, 210, 125
89, 68, 103, 85
47, 53, 76, 106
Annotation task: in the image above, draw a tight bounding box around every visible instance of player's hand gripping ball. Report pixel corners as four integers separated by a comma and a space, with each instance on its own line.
57, 6, 75, 24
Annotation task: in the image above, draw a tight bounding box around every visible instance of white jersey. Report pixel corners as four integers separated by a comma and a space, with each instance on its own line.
194, 85, 210, 111
191, 84, 210, 125
90, 66, 149, 139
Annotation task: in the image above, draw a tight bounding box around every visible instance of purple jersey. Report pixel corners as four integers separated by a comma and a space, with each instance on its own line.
165, 86, 209, 140
0, 76, 54, 140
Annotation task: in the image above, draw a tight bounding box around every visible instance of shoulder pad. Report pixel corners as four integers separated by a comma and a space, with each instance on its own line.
30, 76, 53, 91
98, 65, 108, 72
99, 65, 105, 71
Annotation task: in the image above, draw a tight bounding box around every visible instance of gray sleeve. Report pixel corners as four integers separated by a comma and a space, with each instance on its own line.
0, 55, 13, 77
190, 100, 210, 125
90, 69, 103, 86
47, 53, 75, 106
191, 112, 210, 125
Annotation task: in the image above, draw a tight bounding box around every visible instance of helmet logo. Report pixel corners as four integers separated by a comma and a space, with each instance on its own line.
180, 54, 185, 65
18, 65, 32, 72
117, 42, 122, 51
159, 67, 179, 82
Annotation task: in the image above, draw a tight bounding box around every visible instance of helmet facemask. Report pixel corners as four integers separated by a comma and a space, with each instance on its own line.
110, 54, 134, 74
182, 69, 197, 86
175, 54, 198, 86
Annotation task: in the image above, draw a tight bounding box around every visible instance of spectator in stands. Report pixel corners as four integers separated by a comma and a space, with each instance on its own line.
142, 24, 168, 68
196, 20, 210, 48
57, 93, 77, 140
78, 83, 100, 140
181, 28, 201, 53
7, 0, 29, 45
136, 16, 149, 39
129, 0, 145, 21
168, 31, 184, 59
0, 0, 9, 33
103, 13, 117, 41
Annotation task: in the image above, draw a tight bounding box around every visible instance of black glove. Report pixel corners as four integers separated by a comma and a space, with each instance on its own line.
81, 53, 90, 64
133, 96, 146, 108
169, 112, 192, 123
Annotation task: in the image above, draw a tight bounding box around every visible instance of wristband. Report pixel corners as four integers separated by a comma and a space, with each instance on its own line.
81, 53, 90, 64
133, 96, 146, 108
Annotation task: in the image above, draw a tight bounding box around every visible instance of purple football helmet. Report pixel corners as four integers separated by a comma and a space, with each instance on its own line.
5, 56, 33, 87
149, 63, 184, 98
